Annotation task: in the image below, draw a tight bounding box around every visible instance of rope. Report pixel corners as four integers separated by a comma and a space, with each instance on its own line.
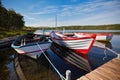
103, 48, 107, 61
94, 41, 119, 59
106, 47, 120, 59
36, 43, 66, 80
106, 47, 119, 56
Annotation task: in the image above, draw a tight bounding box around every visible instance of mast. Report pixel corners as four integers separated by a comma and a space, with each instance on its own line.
55, 14, 57, 27
55, 14, 58, 30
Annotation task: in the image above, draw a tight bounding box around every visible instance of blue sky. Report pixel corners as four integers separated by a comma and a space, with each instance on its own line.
2, 0, 120, 27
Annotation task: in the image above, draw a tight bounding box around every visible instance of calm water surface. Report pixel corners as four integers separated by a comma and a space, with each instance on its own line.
0, 32, 120, 80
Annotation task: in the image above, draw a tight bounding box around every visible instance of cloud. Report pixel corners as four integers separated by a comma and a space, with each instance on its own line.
59, 0, 120, 17
58, 9, 120, 26
25, 17, 56, 27
24, 15, 36, 20
25, 0, 120, 26
30, 6, 58, 15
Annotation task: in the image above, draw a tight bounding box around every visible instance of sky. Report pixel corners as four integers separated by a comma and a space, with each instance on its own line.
2, 0, 120, 27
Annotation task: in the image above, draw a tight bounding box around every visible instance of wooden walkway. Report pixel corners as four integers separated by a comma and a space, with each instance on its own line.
0, 36, 17, 49
14, 55, 27, 80
77, 58, 120, 80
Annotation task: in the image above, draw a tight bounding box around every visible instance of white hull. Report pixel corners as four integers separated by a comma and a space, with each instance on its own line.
52, 38, 94, 50
96, 35, 113, 41
14, 43, 50, 59
50, 31, 96, 54
74, 32, 113, 42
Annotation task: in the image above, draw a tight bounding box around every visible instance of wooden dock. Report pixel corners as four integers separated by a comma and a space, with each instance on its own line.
0, 36, 17, 49
14, 55, 27, 80
77, 58, 120, 80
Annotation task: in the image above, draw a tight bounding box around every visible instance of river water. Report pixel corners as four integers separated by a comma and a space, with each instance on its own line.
0, 31, 120, 80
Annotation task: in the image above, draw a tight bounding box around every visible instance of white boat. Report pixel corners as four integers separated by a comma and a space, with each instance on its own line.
11, 33, 51, 59
96, 33, 113, 41
34, 30, 51, 36
74, 32, 113, 42
49, 31, 96, 57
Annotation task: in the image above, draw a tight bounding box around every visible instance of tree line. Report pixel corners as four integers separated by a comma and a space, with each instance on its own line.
32, 24, 120, 30
0, 0, 24, 31
59, 24, 120, 30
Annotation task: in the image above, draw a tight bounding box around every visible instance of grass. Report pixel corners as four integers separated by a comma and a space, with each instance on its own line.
0, 29, 36, 39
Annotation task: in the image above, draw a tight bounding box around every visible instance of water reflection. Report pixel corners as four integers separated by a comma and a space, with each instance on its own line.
88, 41, 117, 70
0, 34, 120, 80
15, 54, 60, 80
50, 42, 91, 72
98, 41, 112, 49
0, 48, 18, 80
47, 43, 89, 80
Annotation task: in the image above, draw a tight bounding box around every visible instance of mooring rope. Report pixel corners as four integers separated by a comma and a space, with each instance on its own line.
103, 48, 107, 61
106, 47, 120, 59
36, 43, 66, 80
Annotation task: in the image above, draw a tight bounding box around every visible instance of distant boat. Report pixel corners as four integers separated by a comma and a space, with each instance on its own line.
49, 31, 96, 57
74, 32, 113, 42
34, 30, 51, 36
96, 33, 113, 41
11, 33, 51, 59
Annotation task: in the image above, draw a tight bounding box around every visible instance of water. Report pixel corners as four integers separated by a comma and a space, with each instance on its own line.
64, 30, 120, 33
0, 31, 120, 80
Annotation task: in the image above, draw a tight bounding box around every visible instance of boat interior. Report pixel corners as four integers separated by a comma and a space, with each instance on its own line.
14, 33, 48, 46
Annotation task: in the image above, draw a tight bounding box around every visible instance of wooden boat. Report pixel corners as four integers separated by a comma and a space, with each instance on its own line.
34, 30, 51, 36
74, 32, 113, 42
49, 31, 96, 57
11, 33, 51, 59
96, 33, 113, 41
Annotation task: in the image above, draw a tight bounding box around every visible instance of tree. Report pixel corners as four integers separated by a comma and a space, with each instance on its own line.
0, 1, 25, 30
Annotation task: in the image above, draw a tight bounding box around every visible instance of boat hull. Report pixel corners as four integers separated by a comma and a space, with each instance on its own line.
11, 33, 51, 59
96, 34, 113, 41
50, 31, 96, 55
74, 32, 113, 42
52, 38, 95, 55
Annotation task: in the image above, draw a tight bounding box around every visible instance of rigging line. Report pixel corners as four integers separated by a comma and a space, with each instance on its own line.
36, 43, 66, 80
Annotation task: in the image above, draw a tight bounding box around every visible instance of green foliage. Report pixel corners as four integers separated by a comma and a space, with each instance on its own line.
0, 1, 24, 31
57, 24, 120, 30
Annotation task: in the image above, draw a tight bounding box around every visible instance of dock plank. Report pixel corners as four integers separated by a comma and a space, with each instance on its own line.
77, 76, 89, 80
77, 58, 120, 80
14, 56, 27, 80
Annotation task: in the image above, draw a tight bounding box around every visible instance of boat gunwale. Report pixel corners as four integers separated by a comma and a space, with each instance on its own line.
50, 31, 96, 41
11, 35, 51, 49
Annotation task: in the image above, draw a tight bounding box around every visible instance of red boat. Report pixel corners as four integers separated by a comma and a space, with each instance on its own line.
74, 32, 113, 42
50, 31, 96, 57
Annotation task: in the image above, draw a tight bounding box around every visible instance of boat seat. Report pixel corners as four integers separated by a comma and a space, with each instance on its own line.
56, 33, 67, 38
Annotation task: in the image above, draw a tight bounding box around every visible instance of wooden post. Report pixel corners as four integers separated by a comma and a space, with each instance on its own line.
66, 70, 71, 80
117, 54, 120, 60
